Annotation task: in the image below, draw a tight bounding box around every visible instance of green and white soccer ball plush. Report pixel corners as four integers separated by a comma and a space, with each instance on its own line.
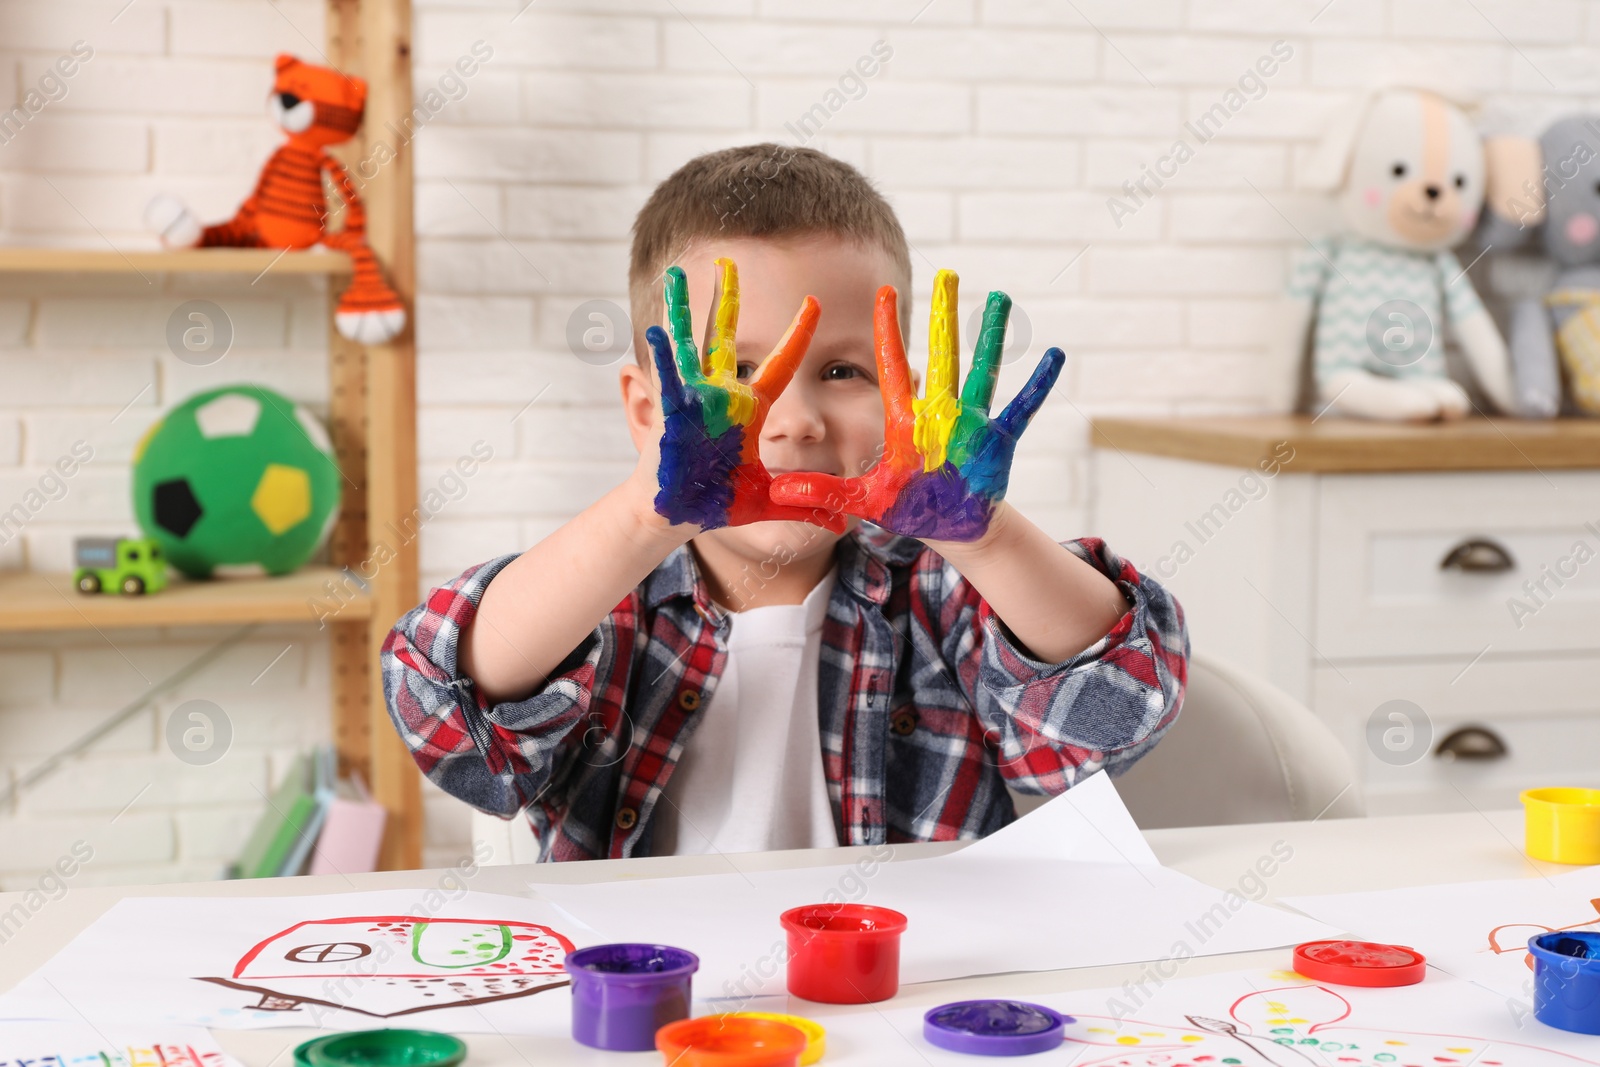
132, 385, 340, 578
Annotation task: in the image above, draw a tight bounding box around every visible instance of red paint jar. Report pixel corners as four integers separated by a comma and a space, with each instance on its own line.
779, 903, 908, 1004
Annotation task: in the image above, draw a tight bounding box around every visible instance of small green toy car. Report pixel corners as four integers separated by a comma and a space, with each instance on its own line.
73, 536, 169, 595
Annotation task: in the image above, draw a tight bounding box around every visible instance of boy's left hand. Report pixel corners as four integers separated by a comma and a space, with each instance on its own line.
770, 269, 1064, 543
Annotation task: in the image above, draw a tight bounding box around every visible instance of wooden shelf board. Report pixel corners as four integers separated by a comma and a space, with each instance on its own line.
1091, 415, 1600, 473
0, 566, 368, 632
0, 247, 352, 275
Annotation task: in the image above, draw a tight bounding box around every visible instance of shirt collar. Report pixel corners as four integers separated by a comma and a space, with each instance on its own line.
642, 524, 926, 613
834, 524, 924, 605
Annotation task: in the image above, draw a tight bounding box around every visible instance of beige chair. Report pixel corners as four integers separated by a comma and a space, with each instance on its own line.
472, 805, 541, 866
1109, 652, 1365, 828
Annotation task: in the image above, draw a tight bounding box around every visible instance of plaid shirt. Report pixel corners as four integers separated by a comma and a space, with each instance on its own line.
382, 526, 1188, 862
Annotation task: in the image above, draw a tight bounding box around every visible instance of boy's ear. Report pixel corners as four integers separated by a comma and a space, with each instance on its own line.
618, 360, 661, 452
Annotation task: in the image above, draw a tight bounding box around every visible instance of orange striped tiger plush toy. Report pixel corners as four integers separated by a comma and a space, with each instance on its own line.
146, 54, 405, 344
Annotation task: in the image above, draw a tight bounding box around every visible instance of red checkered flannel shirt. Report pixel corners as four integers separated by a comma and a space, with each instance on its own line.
382, 526, 1188, 861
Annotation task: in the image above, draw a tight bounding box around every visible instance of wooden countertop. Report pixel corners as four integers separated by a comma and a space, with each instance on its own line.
1090, 415, 1600, 473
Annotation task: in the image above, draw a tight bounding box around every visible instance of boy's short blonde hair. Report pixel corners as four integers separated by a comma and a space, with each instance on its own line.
627, 143, 913, 365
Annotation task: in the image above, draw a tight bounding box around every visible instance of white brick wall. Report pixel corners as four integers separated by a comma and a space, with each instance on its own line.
3, 0, 1598, 879
0, 0, 348, 887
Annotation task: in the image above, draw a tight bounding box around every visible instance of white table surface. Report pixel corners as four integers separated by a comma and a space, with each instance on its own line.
0, 807, 1558, 1065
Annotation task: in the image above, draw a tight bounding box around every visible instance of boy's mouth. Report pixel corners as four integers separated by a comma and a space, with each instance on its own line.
765, 466, 838, 478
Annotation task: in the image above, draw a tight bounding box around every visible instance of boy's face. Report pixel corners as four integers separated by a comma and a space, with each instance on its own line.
620, 233, 909, 573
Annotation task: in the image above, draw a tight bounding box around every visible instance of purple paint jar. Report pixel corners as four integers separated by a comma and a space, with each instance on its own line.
924, 1000, 1070, 1056
564, 943, 699, 1052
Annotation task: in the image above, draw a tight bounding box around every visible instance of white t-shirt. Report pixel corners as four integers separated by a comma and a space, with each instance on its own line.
651, 568, 841, 857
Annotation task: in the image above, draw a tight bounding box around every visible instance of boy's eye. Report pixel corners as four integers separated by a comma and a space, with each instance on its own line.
822, 362, 865, 382
735, 362, 756, 381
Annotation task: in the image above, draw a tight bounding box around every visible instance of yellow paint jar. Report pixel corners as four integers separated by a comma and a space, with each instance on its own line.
1522, 787, 1600, 865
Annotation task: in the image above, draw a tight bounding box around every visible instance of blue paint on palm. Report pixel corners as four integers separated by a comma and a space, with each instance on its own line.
882, 345, 1065, 542
880, 464, 994, 540
657, 415, 742, 531
649, 324, 744, 530
960, 426, 1016, 502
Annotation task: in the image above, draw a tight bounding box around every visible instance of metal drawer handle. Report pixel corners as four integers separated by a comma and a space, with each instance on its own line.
1434, 725, 1509, 761
1440, 538, 1515, 573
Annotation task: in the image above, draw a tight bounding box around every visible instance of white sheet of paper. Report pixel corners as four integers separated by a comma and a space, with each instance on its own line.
942, 767, 1161, 867
0, 890, 600, 1034
1286, 864, 1600, 1011
719, 965, 1600, 1065
0, 1022, 241, 1067
533, 774, 1337, 997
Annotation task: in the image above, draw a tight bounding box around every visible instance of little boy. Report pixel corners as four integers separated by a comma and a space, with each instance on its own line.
382, 144, 1188, 862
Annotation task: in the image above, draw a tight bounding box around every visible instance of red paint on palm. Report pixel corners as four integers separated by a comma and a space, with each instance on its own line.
769, 287, 919, 524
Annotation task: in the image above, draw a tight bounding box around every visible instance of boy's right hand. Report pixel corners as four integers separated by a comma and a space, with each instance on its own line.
644, 259, 846, 534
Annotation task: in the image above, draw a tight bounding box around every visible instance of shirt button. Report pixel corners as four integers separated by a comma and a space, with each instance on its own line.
615, 807, 638, 830
677, 689, 701, 711
891, 709, 918, 736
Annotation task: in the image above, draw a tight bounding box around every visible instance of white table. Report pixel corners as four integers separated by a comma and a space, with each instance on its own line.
0, 808, 1555, 1064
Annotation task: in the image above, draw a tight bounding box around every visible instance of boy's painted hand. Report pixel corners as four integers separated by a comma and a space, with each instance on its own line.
646, 259, 846, 533
769, 270, 1064, 543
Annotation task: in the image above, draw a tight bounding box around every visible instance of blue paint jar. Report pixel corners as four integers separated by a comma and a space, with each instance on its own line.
1529, 930, 1600, 1035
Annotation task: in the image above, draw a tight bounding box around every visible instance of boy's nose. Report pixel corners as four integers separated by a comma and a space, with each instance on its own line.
761, 385, 826, 444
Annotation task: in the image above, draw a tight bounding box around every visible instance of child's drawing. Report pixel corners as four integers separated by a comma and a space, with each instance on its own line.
0, 1023, 236, 1067
196, 915, 575, 1019
1487, 896, 1600, 966
2, 1043, 228, 1067
1060, 981, 1600, 1067
9, 1042, 231, 1067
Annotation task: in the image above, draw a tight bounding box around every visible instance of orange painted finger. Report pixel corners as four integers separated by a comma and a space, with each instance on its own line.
770, 470, 855, 509
874, 285, 917, 465
750, 295, 821, 405
874, 287, 914, 409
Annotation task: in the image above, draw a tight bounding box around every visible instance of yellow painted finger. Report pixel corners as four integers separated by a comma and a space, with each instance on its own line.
705, 257, 741, 380
702, 257, 756, 428
926, 269, 960, 400
912, 268, 962, 471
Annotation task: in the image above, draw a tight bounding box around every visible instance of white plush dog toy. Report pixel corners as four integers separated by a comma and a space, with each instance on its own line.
1279, 88, 1515, 420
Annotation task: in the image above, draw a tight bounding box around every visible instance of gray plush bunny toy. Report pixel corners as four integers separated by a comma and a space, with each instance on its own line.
1477, 115, 1600, 417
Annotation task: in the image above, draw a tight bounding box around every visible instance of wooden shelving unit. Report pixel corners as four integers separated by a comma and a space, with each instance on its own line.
2, 0, 423, 869
0, 248, 352, 274
0, 567, 371, 632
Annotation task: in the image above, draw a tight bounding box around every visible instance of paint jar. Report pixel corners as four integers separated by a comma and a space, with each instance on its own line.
779, 902, 907, 1004
1529, 930, 1600, 1035
1291, 939, 1426, 987
301, 1031, 466, 1067
723, 1013, 826, 1065
1522, 788, 1600, 865
565, 943, 699, 1052
923, 1000, 1070, 1057
655, 1015, 808, 1066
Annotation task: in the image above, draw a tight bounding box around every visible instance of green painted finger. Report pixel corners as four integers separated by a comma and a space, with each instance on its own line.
960, 290, 1011, 415
663, 266, 702, 383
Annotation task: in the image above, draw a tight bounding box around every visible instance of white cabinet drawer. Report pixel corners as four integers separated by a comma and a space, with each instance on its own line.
1315, 471, 1600, 659
1311, 655, 1600, 814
